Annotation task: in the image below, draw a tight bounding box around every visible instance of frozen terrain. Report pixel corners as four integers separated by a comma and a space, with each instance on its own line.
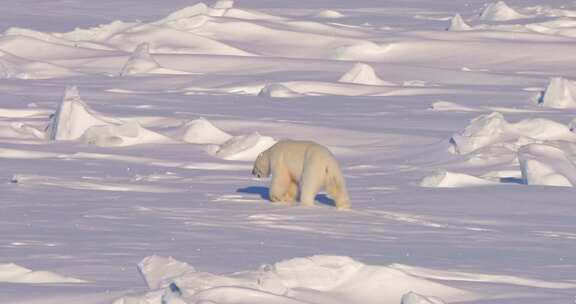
0, 0, 575, 303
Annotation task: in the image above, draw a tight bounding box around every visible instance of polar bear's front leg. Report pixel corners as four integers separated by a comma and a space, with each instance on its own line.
280, 180, 299, 203
269, 169, 291, 203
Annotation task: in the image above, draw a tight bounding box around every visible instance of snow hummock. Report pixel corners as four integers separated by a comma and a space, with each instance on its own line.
120, 42, 188, 76
334, 41, 390, 60
81, 121, 172, 147
48, 86, 121, 141
213, 132, 276, 161
449, 112, 576, 155
119, 42, 161, 76
420, 171, 495, 188
153, 3, 209, 25
401, 292, 446, 304
213, 0, 234, 10
0, 49, 79, 79
48, 86, 171, 146
180, 117, 232, 144
519, 144, 576, 187
315, 10, 345, 19
447, 14, 472, 31
258, 83, 301, 98
338, 63, 390, 86
211, 0, 235, 17
480, 1, 528, 21
449, 112, 509, 155
115, 255, 470, 304
538, 77, 576, 109
0, 263, 86, 284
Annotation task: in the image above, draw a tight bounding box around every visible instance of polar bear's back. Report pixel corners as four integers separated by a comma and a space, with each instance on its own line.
269, 140, 336, 178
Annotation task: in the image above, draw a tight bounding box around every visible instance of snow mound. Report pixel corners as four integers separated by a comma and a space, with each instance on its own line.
429, 101, 478, 112
480, 1, 528, 21
114, 255, 470, 304
420, 171, 495, 188
9, 122, 47, 140
334, 41, 390, 60
139, 256, 196, 290
315, 10, 344, 19
210, 0, 234, 17
153, 3, 209, 25
450, 112, 509, 155
570, 118, 576, 131
48, 86, 121, 141
0, 49, 80, 79
258, 83, 301, 98
0, 263, 86, 284
538, 77, 576, 109
338, 63, 390, 86
120, 42, 161, 76
449, 112, 576, 155
81, 121, 172, 147
519, 144, 576, 187
180, 117, 232, 144
402, 292, 446, 304
213, 132, 276, 161
213, 0, 234, 9
48, 86, 171, 146
120, 42, 188, 76
447, 14, 472, 31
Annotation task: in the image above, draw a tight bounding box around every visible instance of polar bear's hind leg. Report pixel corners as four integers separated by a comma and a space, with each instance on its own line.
326, 160, 351, 209
299, 162, 325, 207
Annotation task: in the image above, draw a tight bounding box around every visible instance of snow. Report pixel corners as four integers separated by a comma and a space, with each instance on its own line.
338, 63, 391, 86
1, 1, 576, 304
48, 86, 122, 141
0, 263, 87, 284
539, 77, 576, 109
519, 144, 576, 187
258, 83, 302, 98
180, 118, 232, 145
213, 132, 276, 161
118, 255, 473, 304
479, 1, 529, 21
420, 171, 495, 188
119, 43, 188, 76
446, 14, 472, 31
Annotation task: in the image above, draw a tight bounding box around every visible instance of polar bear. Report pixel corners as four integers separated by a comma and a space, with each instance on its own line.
252, 140, 351, 209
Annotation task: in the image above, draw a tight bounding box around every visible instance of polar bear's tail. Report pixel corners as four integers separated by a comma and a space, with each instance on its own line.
325, 160, 351, 210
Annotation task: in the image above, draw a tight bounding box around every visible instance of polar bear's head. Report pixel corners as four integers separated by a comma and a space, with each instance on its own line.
252, 151, 270, 178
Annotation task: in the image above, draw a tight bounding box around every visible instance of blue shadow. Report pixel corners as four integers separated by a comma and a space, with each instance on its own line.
236, 186, 335, 207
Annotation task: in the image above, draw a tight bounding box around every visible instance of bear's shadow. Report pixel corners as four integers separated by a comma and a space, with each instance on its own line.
236, 186, 336, 207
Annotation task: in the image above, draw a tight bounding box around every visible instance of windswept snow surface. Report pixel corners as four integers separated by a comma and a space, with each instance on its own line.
1, 1, 576, 304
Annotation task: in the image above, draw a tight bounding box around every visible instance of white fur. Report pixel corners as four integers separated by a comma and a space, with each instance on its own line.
252, 140, 351, 209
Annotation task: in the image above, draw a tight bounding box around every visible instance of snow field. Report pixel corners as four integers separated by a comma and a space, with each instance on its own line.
0, 1, 576, 304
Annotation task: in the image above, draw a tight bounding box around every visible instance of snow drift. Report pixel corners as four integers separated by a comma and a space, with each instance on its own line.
212, 132, 276, 161
480, 1, 528, 21
519, 144, 576, 187
48, 86, 171, 146
538, 77, 576, 109
180, 117, 232, 144
119, 42, 188, 76
338, 63, 391, 86
449, 112, 576, 155
258, 83, 302, 98
48, 86, 122, 141
114, 255, 473, 304
420, 171, 495, 188
447, 14, 473, 31
0, 263, 86, 284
